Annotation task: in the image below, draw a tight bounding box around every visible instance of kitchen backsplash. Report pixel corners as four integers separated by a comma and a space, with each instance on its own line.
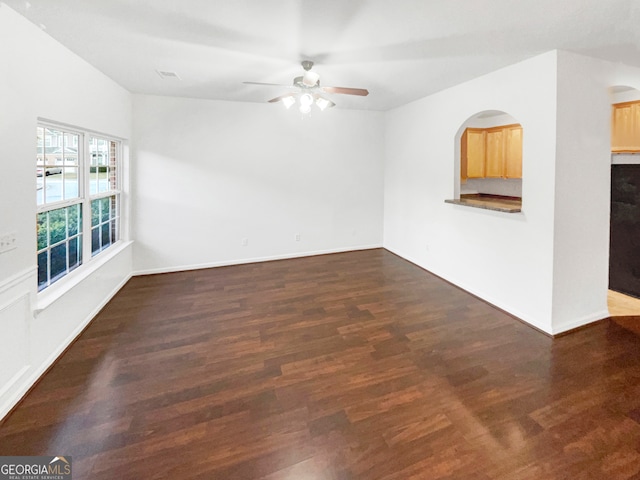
461, 178, 522, 197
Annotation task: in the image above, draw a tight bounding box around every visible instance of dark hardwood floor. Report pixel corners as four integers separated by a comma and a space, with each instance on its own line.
2, 249, 640, 479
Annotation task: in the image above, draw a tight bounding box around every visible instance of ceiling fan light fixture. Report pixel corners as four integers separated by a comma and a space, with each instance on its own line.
299, 93, 313, 107
247, 60, 368, 114
302, 70, 320, 87
315, 97, 333, 111
281, 96, 295, 109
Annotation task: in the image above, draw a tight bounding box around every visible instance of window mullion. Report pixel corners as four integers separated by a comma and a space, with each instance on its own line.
81, 134, 92, 264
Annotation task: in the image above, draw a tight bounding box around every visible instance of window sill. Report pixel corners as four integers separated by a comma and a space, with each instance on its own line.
35, 240, 132, 314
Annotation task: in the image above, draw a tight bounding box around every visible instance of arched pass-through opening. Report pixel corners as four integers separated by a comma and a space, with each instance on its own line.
608, 85, 640, 316
448, 110, 523, 213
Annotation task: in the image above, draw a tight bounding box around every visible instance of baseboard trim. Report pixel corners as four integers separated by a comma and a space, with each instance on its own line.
551, 310, 611, 336
132, 244, 384, 276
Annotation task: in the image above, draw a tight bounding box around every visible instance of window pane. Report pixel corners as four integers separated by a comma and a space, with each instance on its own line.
91, 227, 100, 254
37, 212, 47, 250
100, 197, 110, 223
37, 205, 83, 289
36, 175, 44, 205
37, 127, 45, 160
89, 166, 98, 195
44, 168, 63, 203
68, 236, 80, 270
90, 136, 111, 193
37, 251, 48, 289
38, 127, 82, 208
63, 133, 79, 166
50, 243, 67, 282
63, 167, 79, 200
98, 166, 108, 193
45, 128, 61, 155
101, 222, 111, 249
68, 204, 80, 236
91, 199, 100, 226
48, 208, 67, 245
45, 128, 63, 170
37, 128, 45, 205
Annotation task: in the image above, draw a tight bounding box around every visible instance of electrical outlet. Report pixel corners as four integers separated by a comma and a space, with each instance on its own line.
294, 233, 301, 242
0, 232, 17, 253
241, 238, 248, 247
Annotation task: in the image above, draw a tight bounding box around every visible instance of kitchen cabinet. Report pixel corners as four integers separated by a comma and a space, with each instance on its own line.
504, 126, 523, 178
612, 101, 640, 153
460, 124, 522, 179
461, 128, 486, 180
485, 129, 504, 178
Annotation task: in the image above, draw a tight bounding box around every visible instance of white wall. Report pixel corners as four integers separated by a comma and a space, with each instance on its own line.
552, 56, 640, 332
132, 95, 384, 274
0, 3, 133, 419
384, 51, 559, 333
551, 51, 613, 332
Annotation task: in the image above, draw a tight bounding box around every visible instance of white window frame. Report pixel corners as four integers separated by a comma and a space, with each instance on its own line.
36, 121, 123, 293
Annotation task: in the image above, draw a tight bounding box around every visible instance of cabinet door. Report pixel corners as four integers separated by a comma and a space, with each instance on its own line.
465, 129, 486, 178
504, 127, 523, 178
633, 103, 640, 149
611, 103, 640, 152
485, 129, 504, 178
612, 104, 633, 151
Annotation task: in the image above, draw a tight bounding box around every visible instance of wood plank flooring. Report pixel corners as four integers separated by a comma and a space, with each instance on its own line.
609, 289, 640, 317
2, 249, 640, 479
609, 290, 640, 336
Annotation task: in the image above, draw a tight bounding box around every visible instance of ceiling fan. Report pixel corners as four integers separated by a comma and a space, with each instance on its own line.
243, 61, 369, 114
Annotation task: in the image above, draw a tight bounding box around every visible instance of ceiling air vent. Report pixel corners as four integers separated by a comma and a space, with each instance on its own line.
156, 70, 180, 80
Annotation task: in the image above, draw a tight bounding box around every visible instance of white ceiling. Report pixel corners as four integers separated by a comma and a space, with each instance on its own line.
6, 0, 640, 111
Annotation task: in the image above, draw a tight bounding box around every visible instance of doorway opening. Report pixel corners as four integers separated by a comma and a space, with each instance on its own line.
608, 85, 640, 316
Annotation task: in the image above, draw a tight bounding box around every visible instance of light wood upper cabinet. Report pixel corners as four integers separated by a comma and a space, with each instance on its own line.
462, 128, 486, 179
504, 126, 523, 178
485, 129, 504, 178
460, 124, 522, 180
612, 101, 640, 152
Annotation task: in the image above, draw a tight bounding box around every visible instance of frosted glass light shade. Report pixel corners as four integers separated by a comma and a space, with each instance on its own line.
302, 71, 320, 86
299, 93, 313, 106
316, 97, 332, 111
282, 96, 295, 109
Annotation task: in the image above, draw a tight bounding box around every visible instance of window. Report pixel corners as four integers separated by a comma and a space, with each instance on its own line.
89, 136, 119, 255
36, 124, 121, 291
